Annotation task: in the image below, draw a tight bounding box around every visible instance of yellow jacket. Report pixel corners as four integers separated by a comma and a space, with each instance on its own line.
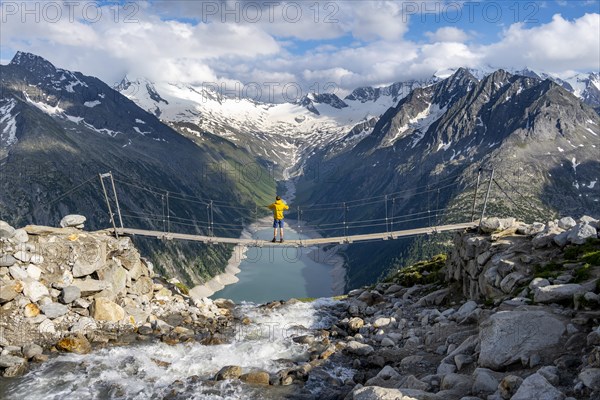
268, 199, 289, 220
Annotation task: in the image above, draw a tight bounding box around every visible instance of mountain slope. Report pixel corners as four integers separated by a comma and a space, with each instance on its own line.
0, 52, 276, 285
295, 68, 600, 289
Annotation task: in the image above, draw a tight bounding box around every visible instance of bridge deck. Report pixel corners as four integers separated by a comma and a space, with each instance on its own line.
113, 222, 478, 247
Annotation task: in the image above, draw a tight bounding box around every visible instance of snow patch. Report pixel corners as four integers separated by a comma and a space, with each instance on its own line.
586, 127, 597, 136
0, 99, 19, 146
135, 119, 146, 124
571, 157, 580, 172
557, 147, 564, 153
133, 126, 151, 135
588, 180, 597, 189
65, 115, 84, 123
84, 100, 101, 108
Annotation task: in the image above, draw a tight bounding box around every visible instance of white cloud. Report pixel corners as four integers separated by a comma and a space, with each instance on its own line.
484, 13, 600, 72
425, 27, 471, 43
0, 1, 598, 102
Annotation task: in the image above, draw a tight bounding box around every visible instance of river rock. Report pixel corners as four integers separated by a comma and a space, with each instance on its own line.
240, 370, 270, 385
56, 334, 92, 354
0, 221, 15, 238
22, 343, 43, 359
534, 284, 585, 303
346, 341, 374, 356
0, 255, 16, 267
348, 317, 364, 331
215, 365, 242, 380
92, 297, 125, 322
41, 302, 69, 319
60, 286, 81, 304
510, 373, 565, 400
478, 311, 566, 370
373, 317, 392, 328
60, 215, 86, 228
22, 280, 50, 302
351, 386, 441, 400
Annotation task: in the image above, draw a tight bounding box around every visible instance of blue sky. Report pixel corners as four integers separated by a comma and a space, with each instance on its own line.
1, 0, 598, 98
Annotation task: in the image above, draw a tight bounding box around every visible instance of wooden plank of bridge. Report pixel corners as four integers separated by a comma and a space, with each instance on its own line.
114, 222, 478, 247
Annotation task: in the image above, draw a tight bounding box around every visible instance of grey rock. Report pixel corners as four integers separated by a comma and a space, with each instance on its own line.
440, 373, 472, 394
480, 217, 516, 233
478, 311, 566, 370
416, 288, 449, 307
557, 217, 577, 230
9, 265, 28, 280
72, 278, 109, 296
22, 343, 43, 359
534, 284, 585, 303
0, 280, 20, 303
215, 365, 242, 380
0, 255, 17, 268
72, 242, 106, 277
346, 341, 374, 356
373, 317, 392, 328
381, 337, 394, 347
510, 373, 565, 400
538, 366, 560, 386
437, 362, 457, 375
22, 280, 50, 302
498, 375, 523, 399
453, 301, 478, 321
454, 354, 473, 371
12, 229, 28, 243
0, 221, 15, 238
471, 368, 498, 395
59, 214, 86, 228
351, 386, 442, 400
567, 223, 597, 245
0, 354, 25, 368
529, 277, 550, 290
60, 286, 81, 304
402, 375, 430, 391
553, 231, 570, 247
41, 302, 69, 319
500, 272, 525, 294
579, 368, 600, 391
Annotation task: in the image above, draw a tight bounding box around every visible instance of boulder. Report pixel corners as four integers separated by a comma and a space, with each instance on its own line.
9, 265, 28, 280
510, 373, 565, 400
480, 217, 516, 233
529, 278, 550, 290
22, 280, 50, 302
373, 317, 392, 328
12, 228, 28, 243
579, 368, 600, 391
56, 334, 91, 354
0, 354, 25, 368
72, 242, 107, 277
500, 272, 526, 294
60, 286, 81, 304
538, 366, 560, 386
498, 375, 523, 399
97, 263, 127, 295
0, 280, 21, 303
346, 341, 374, 356
129, 276, 154, 296
0, 255, 17, 268
24, 303, 40, 318
567, 223, 597, 245
471, 368, 498, 395
453, 301, 478, 321
59, 214, 86, 228
553, 231, 570, 247
348, 317, 364, 331
72, 278, 109, 296
215, 365, 242, 380
41, 302, 69, 319
22, 343, 43, 359
0, 221, 16, 238
478, 311, 566, 370
580, 215, 599, 228
416, 288, 449, 307
26, 265, 42, 280
240, 370, 270, 385
533, 284, 585, 303
557, 217, 577, 230
91, 297, 125, 322
351, 386, 441, 400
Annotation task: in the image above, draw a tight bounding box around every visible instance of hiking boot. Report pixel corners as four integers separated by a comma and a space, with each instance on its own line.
280, 239, 284, 243
271, 238, 277, 243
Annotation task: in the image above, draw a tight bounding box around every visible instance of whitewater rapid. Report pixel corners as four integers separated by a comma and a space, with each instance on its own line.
1, 298, 352, 400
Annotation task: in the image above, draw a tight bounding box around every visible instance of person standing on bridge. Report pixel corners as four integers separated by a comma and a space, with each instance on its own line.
268, 196, 289, 243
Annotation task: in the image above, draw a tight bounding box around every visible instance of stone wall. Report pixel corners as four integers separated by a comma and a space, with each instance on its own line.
446, 216, 599, 302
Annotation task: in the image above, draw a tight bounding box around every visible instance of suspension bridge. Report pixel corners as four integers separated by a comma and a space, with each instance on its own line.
86, 168, 517, 248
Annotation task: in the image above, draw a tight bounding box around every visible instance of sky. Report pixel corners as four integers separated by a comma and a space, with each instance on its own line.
1, 0, 599, 101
